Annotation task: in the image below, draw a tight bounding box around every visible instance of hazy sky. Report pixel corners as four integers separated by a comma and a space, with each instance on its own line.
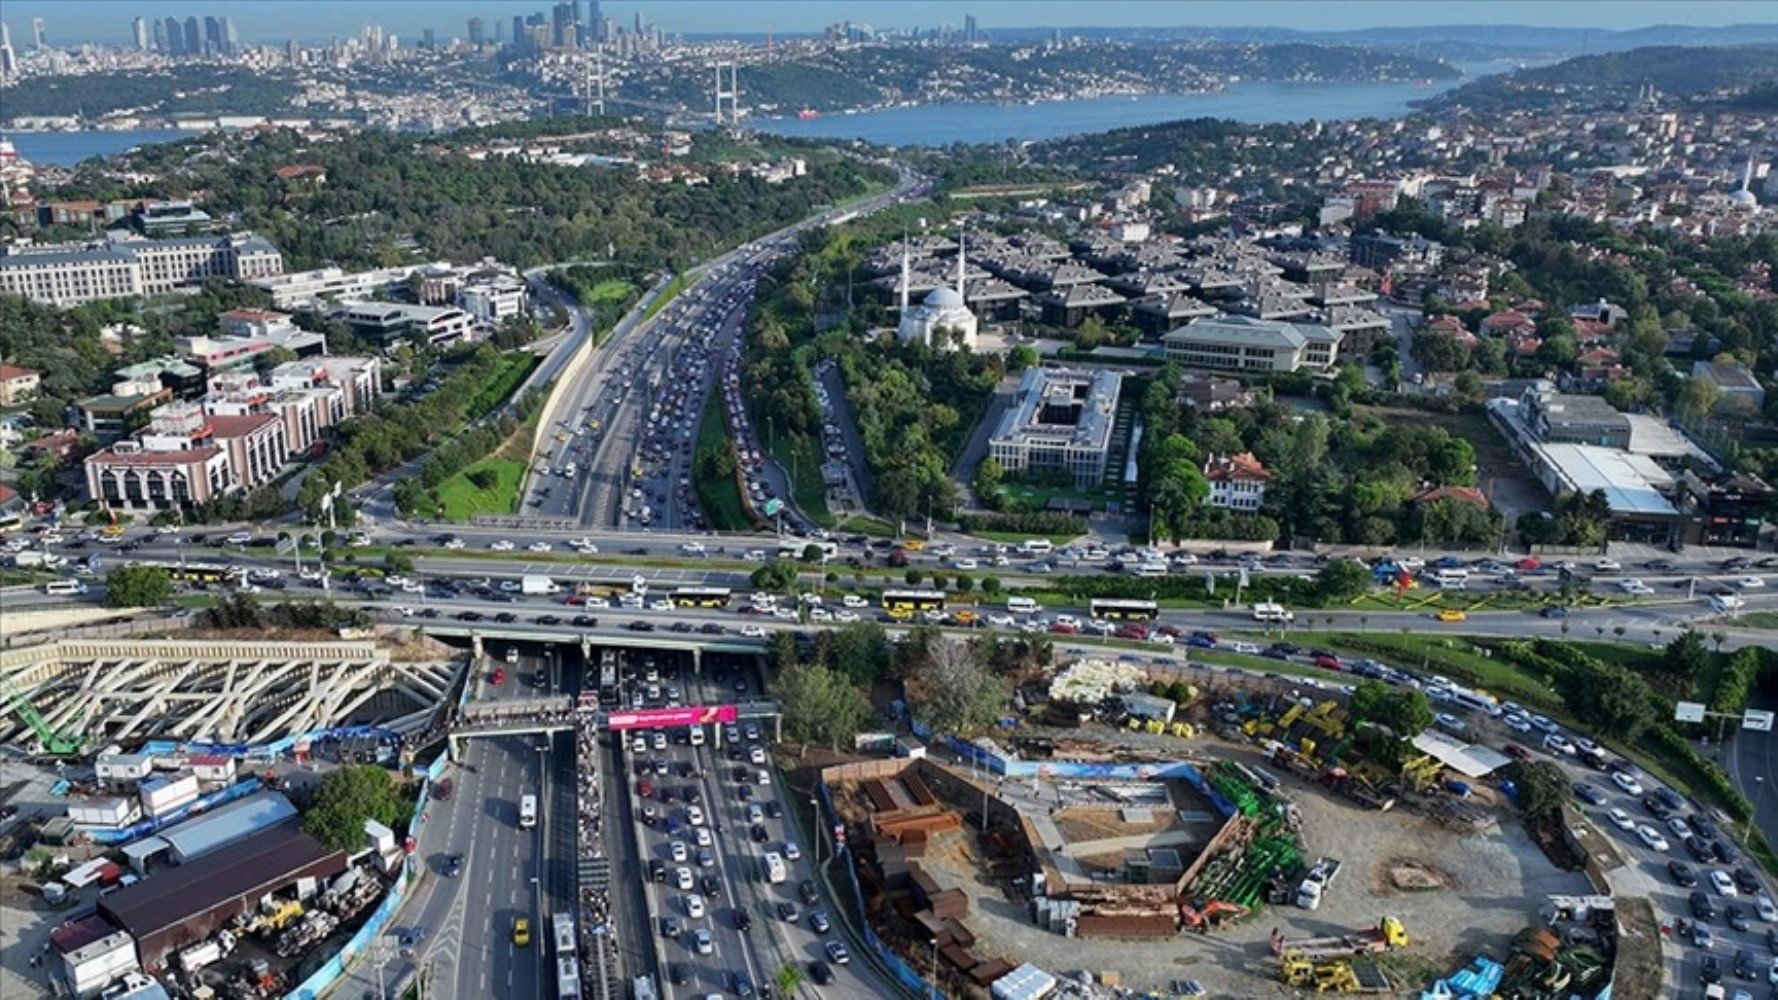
3, 1, 1772, 45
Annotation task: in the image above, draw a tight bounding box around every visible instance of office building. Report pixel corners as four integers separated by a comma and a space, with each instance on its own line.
0, 234, 284, 308
132, 17, 149, 51
31, 17, 44, 53
337, 301, 476, 347
988, 368, 1123, 488
182, 17, 200, 59
1161, 315, 1342, 374
162, 16, 182, 56
467, 17, 485, 46
1519, 390, 1632, 449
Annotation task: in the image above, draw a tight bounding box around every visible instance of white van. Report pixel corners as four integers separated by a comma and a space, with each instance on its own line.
688, 725, 706, 747
1251, 602, 1295, 623
1708, 595, 1745, 614
1132, 561, 1169, 578
1015, 539, 1053, 555
1430, 569, 1470, 589
762, 852, 787, 884
1006, 596, 1041, 615
43, 579, 88, 596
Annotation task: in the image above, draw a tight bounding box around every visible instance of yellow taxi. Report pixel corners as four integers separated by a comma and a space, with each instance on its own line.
1435, 609, 1469, 623
512, 917, 531, 947
902, 539, 925, 552
951, 610, 979, 626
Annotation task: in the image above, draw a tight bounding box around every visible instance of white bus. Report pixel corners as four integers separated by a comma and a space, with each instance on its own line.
519, 794, 538, 830
43, 580, 88, 597
1251, 602, 1296, 624
1005, 595, 1042, 615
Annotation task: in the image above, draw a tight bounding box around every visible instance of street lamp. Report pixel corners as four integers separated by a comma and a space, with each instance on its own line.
928, 937, 940, 1000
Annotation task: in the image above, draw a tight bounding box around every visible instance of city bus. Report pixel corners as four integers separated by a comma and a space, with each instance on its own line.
0, 512, 22, 534
1088, 598, 1160, 621
670, 587, 732, 609
880, 590, 946, 617
552, 913, 576, 958
165, 563, 241, 585
519, 794, 538, 830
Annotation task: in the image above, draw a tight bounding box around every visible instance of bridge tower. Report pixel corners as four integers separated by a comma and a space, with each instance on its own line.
712, 61, 740, 132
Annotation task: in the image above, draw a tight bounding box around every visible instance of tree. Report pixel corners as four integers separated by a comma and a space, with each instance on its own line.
828, 621, 893, 686
104, 565, 172, 607
302, 764, 406, 851
1663, 631, 1710, 681
909, 639, 1008, 737
1676, 375, 1722, 420
1511, 759, 1571, 824
1315, 559, 1372, 604
801, 543, 827, 564
383, 552, 415, 575
1007, 345, 1038, 371
1347, 681, 1433, 736
774, 659, 869, 750
1553, 654, 1656, 741
750, 561, 799, 592
972, 457, 1004, 500
776, 964, 806, 996
980, 576, 1001, 595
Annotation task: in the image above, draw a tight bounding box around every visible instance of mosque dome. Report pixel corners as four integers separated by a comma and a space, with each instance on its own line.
1729, 188, 1759, 209
924, 286, 965, 308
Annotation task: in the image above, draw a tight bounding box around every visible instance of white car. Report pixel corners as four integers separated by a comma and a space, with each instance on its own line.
1543, 734, 1575, 755
695, 827, 713, 849
1737, 576, 1766, 590
987, 614, 1015, 628
489, 540, 515, 552
742, 549, 767, 562
686, 805, 706, 826
1756, 895, 1776, 922
808, 608, 833, 622
1605, 807, 1636, 831
1635, 825, 1670, 852
1611, 771, 1644, 795
1594, 558, 1622, 571
681, 542, 706, 556
842, 594, 869, 608
952, 558, 979, 570
443, 537, 466, 550
1709, 869, 1738, 897
650, 599, 675, 612
748, 745, 766, 765
1087, 619, 1115, 635
528, 541, 552, 553
685, 893, 705, 918
1503, 714, 1533, 733
1667, 817, 1694, 840
1618, 579, 1652, 595
693, 929, 713, 955
832, 610, 860, 623
783, 842, 802, 861
675, 867, 693, 890
670, 841, 688, 863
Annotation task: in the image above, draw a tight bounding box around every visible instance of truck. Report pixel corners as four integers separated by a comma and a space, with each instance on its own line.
1268, 916, 1409, 959
521, 575, 560, 596
763, 851, 788, 884
1295, 857, 1341, 910
1252, 602, 1296, 623
12, 550, 64, 569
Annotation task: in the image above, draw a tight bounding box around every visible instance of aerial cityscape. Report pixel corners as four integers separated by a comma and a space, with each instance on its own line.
2, 2, 1778, 1000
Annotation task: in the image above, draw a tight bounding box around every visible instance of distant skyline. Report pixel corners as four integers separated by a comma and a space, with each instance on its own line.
1, 1, 1773, 46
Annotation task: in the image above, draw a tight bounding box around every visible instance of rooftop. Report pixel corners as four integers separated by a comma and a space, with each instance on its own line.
1534, 443, 1679, 517
1164, 314, 1341, 350
160, 791, 298, 862
992, 367, 1122, 452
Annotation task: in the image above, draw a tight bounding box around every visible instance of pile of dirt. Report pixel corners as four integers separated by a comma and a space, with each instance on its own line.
1380, 858, 1454, 892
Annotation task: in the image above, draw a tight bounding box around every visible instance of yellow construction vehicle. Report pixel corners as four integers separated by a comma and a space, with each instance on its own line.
247, 899, 304, 937
1278, 950, 1394, 993
1400, 754, 1444, 793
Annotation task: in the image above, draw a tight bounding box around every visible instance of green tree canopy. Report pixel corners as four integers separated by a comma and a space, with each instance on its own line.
302, 764, 406, 852
104, 565, 172, 608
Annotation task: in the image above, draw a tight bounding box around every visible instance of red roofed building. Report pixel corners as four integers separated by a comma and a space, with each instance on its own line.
1480, 310, 1537, 338
1576, 346, 1629, 382
209, 412, 288, 490
1204, 452, 1271, 512
1423, 314, 1478, 348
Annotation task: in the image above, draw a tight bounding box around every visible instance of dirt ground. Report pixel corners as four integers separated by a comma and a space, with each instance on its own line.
911, 739, 1591, 997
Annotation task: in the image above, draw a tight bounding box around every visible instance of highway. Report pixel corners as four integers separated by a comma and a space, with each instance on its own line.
519, 165, 925, 533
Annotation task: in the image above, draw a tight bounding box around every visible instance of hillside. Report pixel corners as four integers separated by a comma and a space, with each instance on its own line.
1421, 44, 1778, 113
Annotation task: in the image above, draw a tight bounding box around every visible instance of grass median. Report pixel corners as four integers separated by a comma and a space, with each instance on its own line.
694, 391, 757, 532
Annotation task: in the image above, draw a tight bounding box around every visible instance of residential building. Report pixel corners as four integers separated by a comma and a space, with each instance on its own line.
0, 233, 283, 307
180, 310, 326, 371
459, 277, 528, 325
1162, 315, 1343, 374
1690, 361, 1767, 414
1520, 390, 1632, 448
1174, 373, 1255, 413
988, 368, 1122, 488
1349, 231, 1443, 272
0, 363, 41, 406
249, 263, 443, 309
1203, 452, 1270, 511
85, 403, 233, 512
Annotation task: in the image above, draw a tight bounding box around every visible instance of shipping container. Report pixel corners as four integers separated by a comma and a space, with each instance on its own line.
68, 798, 142, 828
140, 774, 201, 816
95, 753, 154, 783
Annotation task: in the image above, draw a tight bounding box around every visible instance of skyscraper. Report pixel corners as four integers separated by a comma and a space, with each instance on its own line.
132, 17, 150, 52
221, 17, 236, 56
31, 17, 45, 53
204, 16, 223, 56
511, 15, 526, 49
163, 16, 182, 56
467, 17, 485, 46
552, 3, 574, 48
152, 18, 166, 54
183, 17, 201, 58
423, 28, 436, 50
964, 14, 978, 43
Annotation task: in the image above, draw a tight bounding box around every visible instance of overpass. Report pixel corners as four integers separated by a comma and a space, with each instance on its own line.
442, 692, 784, 751
416, 623, 769, 673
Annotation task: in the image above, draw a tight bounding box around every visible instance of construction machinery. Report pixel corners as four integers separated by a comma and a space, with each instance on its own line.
0, 675, 83, 755
1268, 916, 1410, 959
1399, 754, 1445, 793
243, 898, 304, 937
1178, 898, 1248, 933
1279, 950, 1393, 993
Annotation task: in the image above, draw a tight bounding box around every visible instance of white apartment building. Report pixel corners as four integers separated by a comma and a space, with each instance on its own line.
987, 368, 1123, 488
1161, 315, 1343, 374
1203, 452, 1271, 511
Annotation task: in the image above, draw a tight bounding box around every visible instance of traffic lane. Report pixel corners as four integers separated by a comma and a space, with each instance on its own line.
1726, 713, 1778, 852
450, 735, 547, 1000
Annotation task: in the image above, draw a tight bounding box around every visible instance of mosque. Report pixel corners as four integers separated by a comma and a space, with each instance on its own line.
896, 228, 978, 350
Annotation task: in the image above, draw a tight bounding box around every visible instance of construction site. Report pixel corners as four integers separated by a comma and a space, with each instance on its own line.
818, 665, 1597, 997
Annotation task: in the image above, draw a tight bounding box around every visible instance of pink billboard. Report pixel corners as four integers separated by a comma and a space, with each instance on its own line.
607, 704, 739, 731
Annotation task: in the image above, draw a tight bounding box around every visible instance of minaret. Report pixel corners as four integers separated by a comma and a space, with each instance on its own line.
899, 238, 910, 313
955, 223, 966, 300
1743, 158, 1755, 194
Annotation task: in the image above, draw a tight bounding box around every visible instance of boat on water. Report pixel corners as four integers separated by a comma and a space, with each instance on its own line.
797, 108, 819, 120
